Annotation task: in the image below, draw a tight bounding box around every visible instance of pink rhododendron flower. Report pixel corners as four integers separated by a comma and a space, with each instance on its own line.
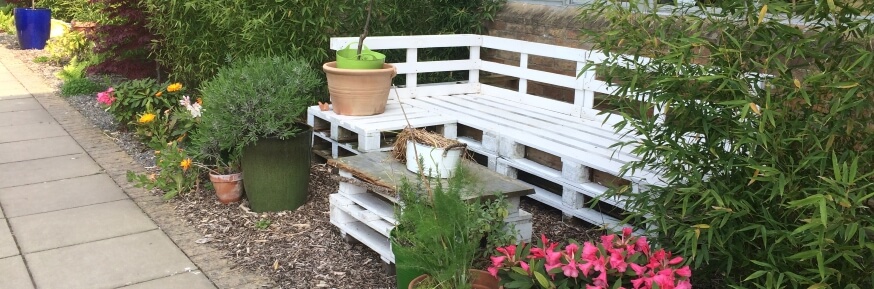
488, 233, 692, 289
582, 241, 598, 260
610, 250, 628, 272
519, 261, 529, 273
675, 266, 692, 278
96, 88, 116, 105
491, 256, 506, 268
563, 259, 579, 278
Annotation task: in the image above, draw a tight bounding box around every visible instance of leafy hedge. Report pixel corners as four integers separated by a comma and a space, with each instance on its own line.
580, 0, 874, 288
140, 0, 505, 86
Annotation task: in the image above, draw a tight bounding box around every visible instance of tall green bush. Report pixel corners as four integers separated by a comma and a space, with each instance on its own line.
139, 0, 505, 86
580, 0, 874, 288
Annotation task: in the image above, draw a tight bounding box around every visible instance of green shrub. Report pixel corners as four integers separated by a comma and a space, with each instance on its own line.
57, 56, 96, 81
197, 55, 320, 155
140, 0, 505, 86
0, 5, 14, 34
60, 77, 102, 96
580, 0, 874, 288
45, 31, 93, 65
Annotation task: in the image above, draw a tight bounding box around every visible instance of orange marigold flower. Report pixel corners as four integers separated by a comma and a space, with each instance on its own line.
138, 113, 156, 124
180, 158, 192, 171
167, 83, 183, 92
155, 91, 163, 97
196, 98, 203, 105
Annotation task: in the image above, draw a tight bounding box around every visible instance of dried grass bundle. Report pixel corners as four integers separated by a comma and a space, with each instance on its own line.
392, 128, 466, 163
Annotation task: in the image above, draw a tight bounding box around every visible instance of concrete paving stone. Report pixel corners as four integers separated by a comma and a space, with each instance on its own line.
0, 136, 85, 164
0, 90, 30, 100
0, 174, 129, 218
0, 97, 42, 113
25, 230, 197, 289
0, 220, 18, 258
10, 200, 158, 253
119, 272, 216, 289
0, 154, 102, 189
0, 255, 35, 289
0, 203, 4, 218
0, 109, 56, 127
0, 122, 67, 144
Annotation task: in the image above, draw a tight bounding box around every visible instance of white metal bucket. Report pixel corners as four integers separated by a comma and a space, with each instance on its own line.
405, 141, 462, 178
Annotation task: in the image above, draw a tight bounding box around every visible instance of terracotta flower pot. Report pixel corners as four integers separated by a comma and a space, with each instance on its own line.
323, 61, 396, 116
209, 172, 243, 204
70, 20, 97, 36
408, 269, 501, 289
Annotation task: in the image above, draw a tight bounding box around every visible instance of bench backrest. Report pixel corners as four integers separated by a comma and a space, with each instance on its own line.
329, 34, 651, 123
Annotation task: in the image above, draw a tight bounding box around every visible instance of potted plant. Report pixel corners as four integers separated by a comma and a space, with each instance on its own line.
13, 0, 51, 49
391, 171, 504, 289
198, 55, 320, 212
190, 133, 244, 204
393, 128, 467, 178
322, 0, 396, 116
488, 230, 693, 289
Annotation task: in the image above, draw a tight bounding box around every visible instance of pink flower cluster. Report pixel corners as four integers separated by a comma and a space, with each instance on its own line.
96, 87, 116, 106
489, 228, 692, 289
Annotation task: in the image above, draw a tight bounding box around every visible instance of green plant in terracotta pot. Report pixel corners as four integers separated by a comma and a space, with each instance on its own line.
391, 167, 508, 289
198, 55, 320, 212
190, 132, 244, 204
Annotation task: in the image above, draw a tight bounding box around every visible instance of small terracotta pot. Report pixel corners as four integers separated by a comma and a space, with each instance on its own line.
70, 21, 97, 36
408, 269, 501, 289
209, 173, 243, 204
323, 61, 396, 116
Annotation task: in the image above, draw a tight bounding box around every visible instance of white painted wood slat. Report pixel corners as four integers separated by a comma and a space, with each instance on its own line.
330, 35, 482, 50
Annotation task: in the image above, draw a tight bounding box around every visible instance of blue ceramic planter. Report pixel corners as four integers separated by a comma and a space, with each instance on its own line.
14, 8, 51, 50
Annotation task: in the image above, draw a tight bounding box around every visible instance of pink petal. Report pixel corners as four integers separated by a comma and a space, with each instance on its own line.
630, 263, 647, 276
520, 261, 530, 273
623, 227, 633, 237
487, 266, 499, 278
490, 256, 506, 267
583, 241, 599, 260
675, 266, 692, 277
668, 256, 684, 265
676, 280, 692, 289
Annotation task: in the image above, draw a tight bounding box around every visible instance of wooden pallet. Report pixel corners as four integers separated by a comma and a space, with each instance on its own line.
307, 102, 457, 157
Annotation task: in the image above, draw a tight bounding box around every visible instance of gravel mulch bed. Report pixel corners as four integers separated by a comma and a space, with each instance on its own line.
2, 32, 604, 288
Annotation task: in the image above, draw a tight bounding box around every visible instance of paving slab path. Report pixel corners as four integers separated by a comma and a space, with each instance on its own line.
0, 46, 272, 288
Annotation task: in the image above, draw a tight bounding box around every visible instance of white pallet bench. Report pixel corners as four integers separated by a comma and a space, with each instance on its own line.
311, 34, 666, 233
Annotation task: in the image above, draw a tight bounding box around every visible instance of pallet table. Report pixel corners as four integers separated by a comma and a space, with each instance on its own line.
327, 151, 534, 265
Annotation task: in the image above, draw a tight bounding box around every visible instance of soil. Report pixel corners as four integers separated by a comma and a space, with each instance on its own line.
1, 32, 605, 288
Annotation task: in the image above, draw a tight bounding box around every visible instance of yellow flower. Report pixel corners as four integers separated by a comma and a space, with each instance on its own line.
138, 113, 156, 124
196, 98, 202, 105
167, 83, 183, 92
180, 158, 192, 171
155, 91, 163, 97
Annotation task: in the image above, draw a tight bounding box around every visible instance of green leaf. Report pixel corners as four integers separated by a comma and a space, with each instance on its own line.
744, 270, 768, 281
533, 271, 550, 288
788, 249, 819, 261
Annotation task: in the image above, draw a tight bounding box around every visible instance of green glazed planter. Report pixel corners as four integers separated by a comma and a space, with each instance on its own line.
241, 127, 313, 212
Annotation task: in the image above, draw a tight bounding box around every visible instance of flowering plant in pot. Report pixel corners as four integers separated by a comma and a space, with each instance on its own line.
488, 229, 692, 289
